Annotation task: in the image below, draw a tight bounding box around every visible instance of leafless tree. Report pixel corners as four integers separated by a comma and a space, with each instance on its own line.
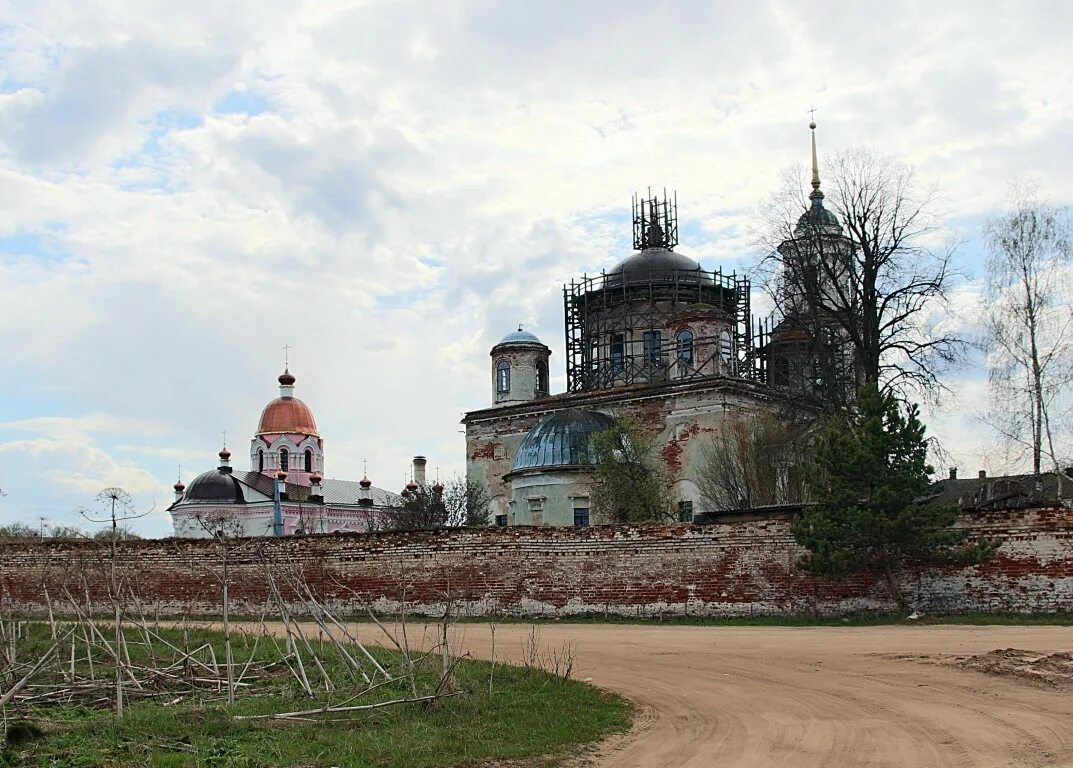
697, 411, 814, 512
590, 416, 674, 524
442, 476, 492, 527
982, 180, 1073, 475
756, 144, 964, 403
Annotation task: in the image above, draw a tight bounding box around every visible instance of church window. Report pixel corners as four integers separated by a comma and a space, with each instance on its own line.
573, 507, 590, 527
496, 360, 511, 393
304, 449, 313, 473
678, 500, 694, 523
643, 330, 662, 365
258, 450, 264, 472
536, 360, 548, 394
610, 334, 624, 371
720, 330, 734, 365
772, 357, 790, 387
279, 448, 289, 471
676, 329, 694, 365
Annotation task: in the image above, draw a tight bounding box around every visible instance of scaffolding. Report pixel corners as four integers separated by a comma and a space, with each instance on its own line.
563, 267, 757, 392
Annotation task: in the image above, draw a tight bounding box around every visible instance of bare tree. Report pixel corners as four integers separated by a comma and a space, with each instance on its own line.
697, 411, 814, 512
983, 181, 1073, 475
442, 476, 492, 527
756, 136, 964, 403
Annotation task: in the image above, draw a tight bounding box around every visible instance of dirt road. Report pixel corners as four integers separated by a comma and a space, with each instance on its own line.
431, 622, 1073, 768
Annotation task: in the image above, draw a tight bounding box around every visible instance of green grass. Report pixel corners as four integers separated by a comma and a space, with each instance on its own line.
1, 624, 630, 768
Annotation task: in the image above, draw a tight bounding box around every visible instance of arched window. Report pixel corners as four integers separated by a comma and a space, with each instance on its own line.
304, 449, 313, 472
279, 448, 289, 471
258, 450, 264, 472
772, 357, 790, 387
496, 360, 511, 393
720, 329, 734, 364
536, 360, 548, 394
676, 329, 694, 365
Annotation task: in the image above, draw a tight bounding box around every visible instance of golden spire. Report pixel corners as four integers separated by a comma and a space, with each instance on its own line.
808, 108, 822, 200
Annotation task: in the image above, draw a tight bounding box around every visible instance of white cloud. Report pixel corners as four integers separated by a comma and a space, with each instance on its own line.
1, 1, 1071, 530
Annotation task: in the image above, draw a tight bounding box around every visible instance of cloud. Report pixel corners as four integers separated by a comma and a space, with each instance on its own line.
0, 1, 1071, 531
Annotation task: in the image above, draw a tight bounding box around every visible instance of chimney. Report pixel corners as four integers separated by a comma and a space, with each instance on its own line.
412, 456, 427, 486
978, 469, 987, 479
949, 467, 957, 480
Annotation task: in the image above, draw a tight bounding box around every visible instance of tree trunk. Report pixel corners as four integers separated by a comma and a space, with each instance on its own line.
881, 560, 909, 615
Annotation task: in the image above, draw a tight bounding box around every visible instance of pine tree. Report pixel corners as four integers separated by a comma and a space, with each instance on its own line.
792, 386, 998, 612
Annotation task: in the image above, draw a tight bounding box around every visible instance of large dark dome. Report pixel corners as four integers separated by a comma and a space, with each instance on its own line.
605, 247, 713, 286
184, 469, 245, 503
512, 409, 616, 472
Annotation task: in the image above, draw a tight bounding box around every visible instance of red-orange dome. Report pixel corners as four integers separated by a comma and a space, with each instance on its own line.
257, 397, 319, 436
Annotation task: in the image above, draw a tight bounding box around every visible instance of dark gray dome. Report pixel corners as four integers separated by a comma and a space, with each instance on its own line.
184, 468, 244, 503
795, 197, 842, 234
512, 409, 616, 472
606, 247, 713, 286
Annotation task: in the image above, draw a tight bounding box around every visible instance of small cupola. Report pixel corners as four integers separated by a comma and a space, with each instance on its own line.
490, 324, 552, 405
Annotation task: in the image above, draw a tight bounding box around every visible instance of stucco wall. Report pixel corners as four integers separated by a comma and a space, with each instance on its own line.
1, 507, 1069, 618
464, 378, 777, 524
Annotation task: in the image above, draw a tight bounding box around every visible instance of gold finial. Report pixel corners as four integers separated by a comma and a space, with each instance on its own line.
808, 109, 822, 199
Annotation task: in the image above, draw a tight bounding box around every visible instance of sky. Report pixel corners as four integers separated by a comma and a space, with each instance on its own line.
1, 1, 1072, 536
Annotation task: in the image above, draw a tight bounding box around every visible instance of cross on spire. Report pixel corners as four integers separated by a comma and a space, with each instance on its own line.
808, 105, 817, 126
221, 429, 227, 449
282, 344, 291, 369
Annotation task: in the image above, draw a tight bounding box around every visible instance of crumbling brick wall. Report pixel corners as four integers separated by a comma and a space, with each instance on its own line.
0, 507, 1069, 617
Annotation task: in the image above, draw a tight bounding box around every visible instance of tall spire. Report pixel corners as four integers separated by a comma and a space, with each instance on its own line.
808, 113, 823, 202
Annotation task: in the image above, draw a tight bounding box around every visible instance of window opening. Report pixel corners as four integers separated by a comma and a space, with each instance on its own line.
304, 449, 313, 472
258, 450, 264, 472
610, 334, 625, 371
643, 330, 662, 365
536, 360, 548, 394
496, 360, 511, 393
720, 329, 734, 364
676, 329, 694, 365
279, 448, 289, 471
573, 507, 590, 527
678, 500, 694, 523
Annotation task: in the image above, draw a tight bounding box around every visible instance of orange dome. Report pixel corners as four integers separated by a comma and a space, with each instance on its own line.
257, 397, 319, 436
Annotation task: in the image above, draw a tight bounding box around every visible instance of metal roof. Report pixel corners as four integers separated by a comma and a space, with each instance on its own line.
184, 468, 245, 503
512, 408, 615, 472
499, 329, 543, 345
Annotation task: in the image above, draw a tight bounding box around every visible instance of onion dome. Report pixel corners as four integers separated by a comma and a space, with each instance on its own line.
276, 470, 288, 482
309, 472, 322, 485
795, 120, 842, 235
185, 469, 244, 503
405, 479, 419, 492
359, 475, 373, 489
218, 447, 231, 461
432, 480, 444, 493
512, 409, 616, 472
257, 369, 319, 436
173, 480, 186, 493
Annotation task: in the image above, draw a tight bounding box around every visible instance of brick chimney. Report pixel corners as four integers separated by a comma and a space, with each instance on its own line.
978, 469, 987, 479
412, 456, 427, 486
949, 467, 957, 480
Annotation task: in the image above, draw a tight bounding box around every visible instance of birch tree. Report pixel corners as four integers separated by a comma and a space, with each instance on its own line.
983, 181, 1073, 475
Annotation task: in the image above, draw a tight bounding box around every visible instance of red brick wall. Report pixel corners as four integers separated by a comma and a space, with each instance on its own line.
1, 507, 1070, 617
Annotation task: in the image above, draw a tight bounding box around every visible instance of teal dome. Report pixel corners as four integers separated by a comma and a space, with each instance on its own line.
499, 328, 543, 345
512, 409, 615, 472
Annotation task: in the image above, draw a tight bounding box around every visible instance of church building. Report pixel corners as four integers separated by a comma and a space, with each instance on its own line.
169, 369, 403, 537
463, 125, 852, 526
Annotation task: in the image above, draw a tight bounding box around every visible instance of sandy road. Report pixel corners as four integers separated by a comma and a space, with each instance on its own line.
428, 623, 1073, 768
266, 622, 1073, 767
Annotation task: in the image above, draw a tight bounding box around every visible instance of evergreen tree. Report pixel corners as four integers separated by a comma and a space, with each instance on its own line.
792, 385, 998, 611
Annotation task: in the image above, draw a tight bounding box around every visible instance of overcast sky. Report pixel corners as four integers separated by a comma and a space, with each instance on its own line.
1, 1, 1071, 536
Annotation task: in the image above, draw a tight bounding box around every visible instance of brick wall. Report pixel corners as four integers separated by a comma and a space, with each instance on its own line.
1, 506, 1070, 618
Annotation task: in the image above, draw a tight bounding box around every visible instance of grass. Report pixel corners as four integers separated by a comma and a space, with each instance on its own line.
0, 624, 631, 768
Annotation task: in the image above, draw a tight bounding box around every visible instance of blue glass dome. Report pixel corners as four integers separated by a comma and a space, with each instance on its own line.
499, 328, 543, 345
512, 409, 616, 472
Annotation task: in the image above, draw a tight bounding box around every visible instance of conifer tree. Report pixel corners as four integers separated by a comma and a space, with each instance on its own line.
792, 386, 998, 612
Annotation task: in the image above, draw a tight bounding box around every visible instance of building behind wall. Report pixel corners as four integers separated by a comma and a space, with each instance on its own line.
464, 129, 858, 527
